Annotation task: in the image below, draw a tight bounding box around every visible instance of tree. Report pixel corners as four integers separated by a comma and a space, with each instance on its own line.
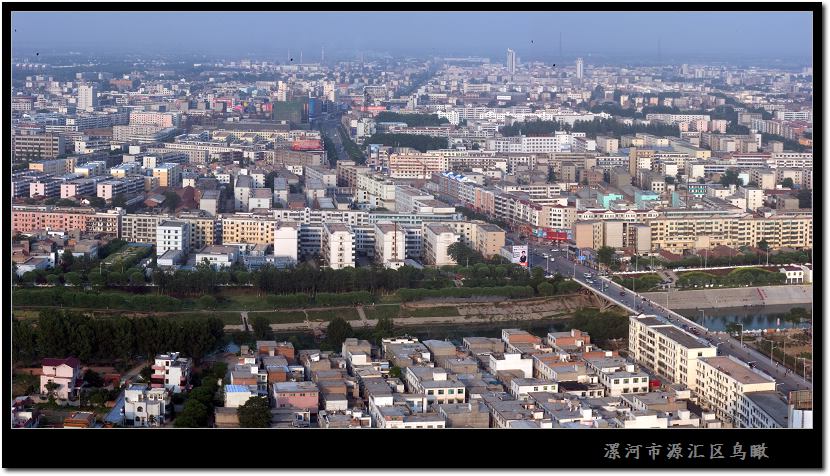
781, 177, 795, 189
797, 188, 812, 208
139, 366, 153, 382
597, 246, 616, 269
719, 168, 743, 187
537, 281, 555, 296
174, 400, 208, 427
164, 191, 181, 211
251, 316, 271, 340
757, 240, 770, 252
128, 270, 145, 285
85, 196, 106, 208
237, 396, 271, 428
61, 249, 75, 270
373, 315, 396, 343
111, 193, 128, 209
44, 381, 60, 401
64, 272, 83, 286
83, 369, 104, 388
547, 167, 556, 183
198, 295, 218, 310
664, 175, 675, 185
324, 317, 354, 351
388, 366, 402, 379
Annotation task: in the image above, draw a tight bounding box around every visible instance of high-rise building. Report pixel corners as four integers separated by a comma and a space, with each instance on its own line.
506, 49, 517, 75
576, 57, 584, 80
77, 84, 98, 112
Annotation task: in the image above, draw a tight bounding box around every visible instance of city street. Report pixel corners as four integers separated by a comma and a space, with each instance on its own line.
522, 239, 812, 396
320, 115, 350, 163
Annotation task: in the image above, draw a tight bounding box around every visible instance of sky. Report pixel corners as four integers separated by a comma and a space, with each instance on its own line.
11, 11, 813, 61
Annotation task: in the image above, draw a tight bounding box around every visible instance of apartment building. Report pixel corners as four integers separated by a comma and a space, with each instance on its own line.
322, 222, 355, 269
152, 163, 182, 188
422, 223, 459, 266
628, 315, 716, 392
696, 356, 776, 426
388, 152, 449, 179
274, 222, 300, 262
13, 131, 67, 159
156, 220, 191, 256
12, 205, 120, 236
221, 214, 277, 245
649, 212, 813, 253
97, 177, 144, 200
374, 222, 406, 269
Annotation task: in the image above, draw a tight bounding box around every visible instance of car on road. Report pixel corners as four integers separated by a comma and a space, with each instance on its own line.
619, 291, 626, 296
583, 273, 592, 279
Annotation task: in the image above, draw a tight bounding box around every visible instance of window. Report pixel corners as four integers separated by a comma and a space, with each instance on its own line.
438, 390, 444, 395
427, 390, 434, 395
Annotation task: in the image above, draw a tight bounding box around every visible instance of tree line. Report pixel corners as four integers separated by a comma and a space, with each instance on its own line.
499, 118, 681, 139
375, 112, 449, 127
363, 133, 448, 152
12, 309, 225, 365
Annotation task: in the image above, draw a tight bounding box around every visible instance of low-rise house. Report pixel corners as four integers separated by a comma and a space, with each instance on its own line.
404, 366, 466, 404
40, 357, 82, 400
224, 384, 254, 409
509, 378, 559, 401
488, 353, 533, 378
124, 383, 171, 427
150, 352, 192, 393
462, 337, 504, 354
436, 402, 490, 428
63, 411, 96, 428
318, 409, 372, 428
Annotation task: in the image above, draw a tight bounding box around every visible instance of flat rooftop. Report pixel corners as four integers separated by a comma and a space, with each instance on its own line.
653, 325, 710, 350
700, 356, 774, 385
744, 391, 789, 427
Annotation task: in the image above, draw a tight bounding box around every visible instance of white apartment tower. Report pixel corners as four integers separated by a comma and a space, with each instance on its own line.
374, 222, 406, 269
576, 57, 584, 80
322, 222, 355, 269
506, 49, 517, 75
77, 84, 98, 112
156, 220, 191, 256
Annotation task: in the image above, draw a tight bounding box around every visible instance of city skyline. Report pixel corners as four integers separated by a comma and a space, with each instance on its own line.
12, 11, 813, 61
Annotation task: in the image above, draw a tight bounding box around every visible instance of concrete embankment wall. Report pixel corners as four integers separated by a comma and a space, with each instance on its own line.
641, 285, 812, 310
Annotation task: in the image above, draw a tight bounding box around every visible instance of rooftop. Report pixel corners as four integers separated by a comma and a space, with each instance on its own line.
225, 384, 252, 394
700, 356, 775, 385
653, 325, 710, 350
744, 391, 789, 427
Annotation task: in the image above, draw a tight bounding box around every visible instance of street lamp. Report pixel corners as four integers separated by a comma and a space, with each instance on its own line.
736, 323, 744, 348
796, 357, 809, 381
763, 339, 776, 365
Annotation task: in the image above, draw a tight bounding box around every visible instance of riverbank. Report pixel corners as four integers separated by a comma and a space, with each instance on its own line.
641, 285, 812, 310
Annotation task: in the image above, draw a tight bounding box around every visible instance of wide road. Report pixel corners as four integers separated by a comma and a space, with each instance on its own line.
523, 240, 812, 396
320, 114, 350, 163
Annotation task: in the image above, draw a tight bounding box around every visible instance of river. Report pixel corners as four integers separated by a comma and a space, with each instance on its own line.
677, 304, 812, 331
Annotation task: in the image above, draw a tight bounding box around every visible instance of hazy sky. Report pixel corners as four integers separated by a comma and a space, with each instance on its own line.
11, 11, 813, 60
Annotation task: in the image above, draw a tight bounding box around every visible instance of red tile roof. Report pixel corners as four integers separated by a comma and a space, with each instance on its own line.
42, 357, 80, 368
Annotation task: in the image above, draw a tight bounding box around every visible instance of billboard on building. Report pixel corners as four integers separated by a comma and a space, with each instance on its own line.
511, 245, 529, 267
